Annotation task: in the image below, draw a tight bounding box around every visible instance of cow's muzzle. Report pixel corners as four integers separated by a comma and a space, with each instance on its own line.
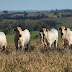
19, 34, 22, 37
61, 33, 63, 35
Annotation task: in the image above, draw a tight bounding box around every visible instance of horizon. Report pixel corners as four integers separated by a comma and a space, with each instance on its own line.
0, 0, 72, 11
0, 9, 72, 12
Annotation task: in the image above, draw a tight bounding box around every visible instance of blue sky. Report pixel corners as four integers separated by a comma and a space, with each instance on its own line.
0, 0, 72, 11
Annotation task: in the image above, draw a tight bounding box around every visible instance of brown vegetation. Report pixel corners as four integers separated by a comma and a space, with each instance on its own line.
0, 42, 72, 72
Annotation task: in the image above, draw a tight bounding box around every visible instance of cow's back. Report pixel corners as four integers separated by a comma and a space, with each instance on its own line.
50, 28, 58, 37
21, 29, 30, 45
49, 28, 58, 42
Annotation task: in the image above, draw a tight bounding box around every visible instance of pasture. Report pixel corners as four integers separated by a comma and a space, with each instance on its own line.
0, 11, 72, 72
0, 31, 72, 72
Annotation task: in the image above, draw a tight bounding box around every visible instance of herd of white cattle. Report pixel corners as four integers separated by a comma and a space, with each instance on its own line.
40, 26, 72, 48
0, 26, 72, 51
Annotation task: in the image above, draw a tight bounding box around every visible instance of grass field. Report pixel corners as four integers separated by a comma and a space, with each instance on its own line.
6, 31, 40, 43
0, 11, 72, 72
0, 31, 72, 72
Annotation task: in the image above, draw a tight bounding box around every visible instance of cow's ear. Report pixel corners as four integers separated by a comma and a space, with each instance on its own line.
13, 28, 17, 31
22, 29, 25, 31
59, 28, 61, 30
65, 28, 67, 30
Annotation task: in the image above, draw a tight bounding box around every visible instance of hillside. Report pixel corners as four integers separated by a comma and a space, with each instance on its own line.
0, 11, 72, 35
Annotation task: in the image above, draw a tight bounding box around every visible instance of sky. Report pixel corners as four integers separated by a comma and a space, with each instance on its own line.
0, 0, 72, 11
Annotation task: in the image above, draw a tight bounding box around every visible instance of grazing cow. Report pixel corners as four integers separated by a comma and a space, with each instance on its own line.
59, 26, 66, 45
0, 32, 7, 51
43, 28, 58, 48
14, 27, 30, 51
39, 29, 48, 48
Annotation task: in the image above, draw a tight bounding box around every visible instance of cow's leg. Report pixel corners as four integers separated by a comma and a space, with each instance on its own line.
56, 41, 57, 48
50, 43, 52, 48
27, 41, 30, 52
21, 42, 24, 51
27, 44, 29, 52
16, 44, 18, 50
3, 45, 6, 51
54, 40, 57, 48
16, 46, 18, 50
62, 40, 64, 45
54, 41, 56, 48
22, 45, 24, 51
15, 42, 18, 50
69, 42, 71, 49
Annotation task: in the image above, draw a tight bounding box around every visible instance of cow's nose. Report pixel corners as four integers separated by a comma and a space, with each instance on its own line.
41, 36, 42, 38
61, 33, 63, 35
19, 34, 22, 37
45, 44, 47, 47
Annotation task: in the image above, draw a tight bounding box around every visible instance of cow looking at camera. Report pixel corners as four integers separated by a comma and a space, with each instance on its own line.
59, 26, 66, 45
13, 27, 30, 51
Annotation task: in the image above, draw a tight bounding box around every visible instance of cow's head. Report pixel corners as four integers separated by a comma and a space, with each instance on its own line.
39, 32, 43, 39
13, 27, 25, 38
65, 28, 70, 34
40, 29, 48, 46
42, 28, 49, 43
65, 28, 70, 31
43, 28, 49, 36
39, 29, 44, 43
59, 26, 65, 36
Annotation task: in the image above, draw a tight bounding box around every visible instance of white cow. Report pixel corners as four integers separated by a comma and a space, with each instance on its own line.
43, 28, 58, 48
14, 27, 30, 51
0, 32, 7, 51
59, 26, 72, 47
59, 26, 66, 45
64, 28, 72, 47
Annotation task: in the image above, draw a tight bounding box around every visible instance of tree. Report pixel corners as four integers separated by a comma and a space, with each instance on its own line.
3, 10, 8, 13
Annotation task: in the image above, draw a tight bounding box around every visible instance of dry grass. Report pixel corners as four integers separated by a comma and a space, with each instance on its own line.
0, 42, 72, 72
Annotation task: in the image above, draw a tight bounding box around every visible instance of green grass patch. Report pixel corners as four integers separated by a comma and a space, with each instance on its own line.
31, 31, 40, 42
6, 34, 14, 43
